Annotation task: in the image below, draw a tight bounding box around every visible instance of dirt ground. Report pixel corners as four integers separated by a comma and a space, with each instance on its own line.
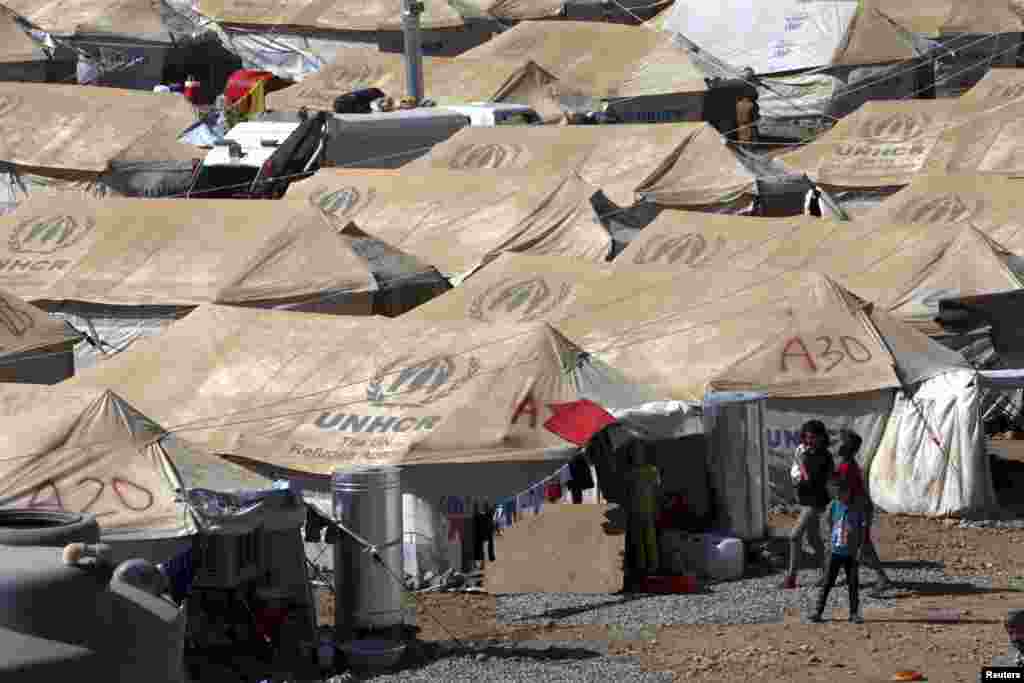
315, 443, 1024, 682
314, 511, 1024, 683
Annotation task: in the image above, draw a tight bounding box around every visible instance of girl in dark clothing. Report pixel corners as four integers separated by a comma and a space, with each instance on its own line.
782, 419, 834, 589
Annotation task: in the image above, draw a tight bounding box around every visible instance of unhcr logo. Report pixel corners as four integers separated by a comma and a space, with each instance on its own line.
468, 277, 573, 323
449, 143, 525, 170
9, 215, 94, 255
0, 94, 20, 118
858, 113, 931, 141
366, 355, 480, 408
310, 186, 375, 221
631, 233, 725, 267
893, 194, 984, 225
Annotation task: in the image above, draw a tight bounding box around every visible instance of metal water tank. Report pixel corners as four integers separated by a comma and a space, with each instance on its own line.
0, 509, 185, 683
333, 466, 407, 640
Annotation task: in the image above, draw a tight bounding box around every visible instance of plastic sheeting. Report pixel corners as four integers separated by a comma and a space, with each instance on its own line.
49, 310, 181, 371
869, 369, 994, 516
662, 0, 919, 76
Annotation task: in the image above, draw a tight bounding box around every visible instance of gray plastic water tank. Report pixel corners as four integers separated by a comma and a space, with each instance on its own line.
0, 510, 185, 683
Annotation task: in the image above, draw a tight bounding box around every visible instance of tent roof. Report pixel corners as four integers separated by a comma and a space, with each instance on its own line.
956, 68, 1024, 112
0, 287, 81, 355
0, 389, 194, 538
876, 0, 1024, 36
779, 99, 962, 188
14, 305, 660, 471
456, 21, 706, 98
925, 86, 1024, 177
614, 209, 1024, 334
662, 0, 920, 76
0, 83, 198, 175
404, 252, 969, 399
862, 172, 1024, 250
267, 54, 569, 112
0, 13, 45, 63
197, 0, 466, 31
408, 121, 753, 207
0, 197, 383, 307
0, 388, 283, 539
286, 168, 613, 279
5, 0, 170, 38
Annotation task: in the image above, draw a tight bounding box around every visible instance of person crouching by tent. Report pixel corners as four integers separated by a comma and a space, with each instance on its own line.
626, 445, 661, 576
836, 429, 894, 596
809, 476, 866, 624
782, 420, 834, 589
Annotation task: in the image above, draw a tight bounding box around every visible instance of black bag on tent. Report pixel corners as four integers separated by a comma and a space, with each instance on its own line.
333, 88, 386, 114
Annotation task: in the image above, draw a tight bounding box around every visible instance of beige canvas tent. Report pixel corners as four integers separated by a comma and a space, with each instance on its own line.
779, 99, 964, 188
286, 168, 614, 280
0, 287, 80, 383
0, 196, 449, 367
0, 83, 197, 175
268, 54, 569, 122
925, 92, 1024, 178
612, 208, 1024, 335
862, 173, 1024, 250
198, 0, 465, 31
8, 304, 657, 471
874, 0, 1024, 36
408, 122, 762, 209
956, 68, 1024, 113
4, 0, 170, 38
0, 11, 50, 82
402, 252, 988, 514
455, 21, 707, 112
0, 386, 313, 584
0, 83, 200, 209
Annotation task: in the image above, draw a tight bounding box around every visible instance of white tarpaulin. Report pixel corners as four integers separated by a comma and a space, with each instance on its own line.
664, 0, 857, 74
662, 0, 920, 76
870, 369, 994, 516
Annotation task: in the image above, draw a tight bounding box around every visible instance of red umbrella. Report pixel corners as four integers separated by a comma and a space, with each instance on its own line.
542, 399, 616, 446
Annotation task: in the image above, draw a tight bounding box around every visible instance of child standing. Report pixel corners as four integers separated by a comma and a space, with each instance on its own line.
836, 429, 893, 596
810, 477, 866, 624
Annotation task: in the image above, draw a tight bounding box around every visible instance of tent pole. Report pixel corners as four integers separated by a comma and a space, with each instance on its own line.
400, 0, 425, 104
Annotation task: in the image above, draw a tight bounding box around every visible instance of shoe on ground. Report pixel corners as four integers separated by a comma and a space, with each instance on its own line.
808, 613, 823, 623
849, 613, 864, 624
814, 576, 828, 588
781, 575, 797, 589
869, 579, 892, 596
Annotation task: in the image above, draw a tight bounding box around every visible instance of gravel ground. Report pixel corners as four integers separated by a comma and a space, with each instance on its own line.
342, 640, 674, 683
494, 567, 993, 628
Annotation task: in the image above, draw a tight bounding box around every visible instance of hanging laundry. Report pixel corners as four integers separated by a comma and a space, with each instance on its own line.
304, 505, 327, 543
474, 505, 496, 563
545, 478, 563, 503
559, 465, 572, 486
446, 496, 466, 542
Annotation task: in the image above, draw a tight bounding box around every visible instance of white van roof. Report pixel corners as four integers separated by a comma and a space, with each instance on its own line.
203, 121, 301, 168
